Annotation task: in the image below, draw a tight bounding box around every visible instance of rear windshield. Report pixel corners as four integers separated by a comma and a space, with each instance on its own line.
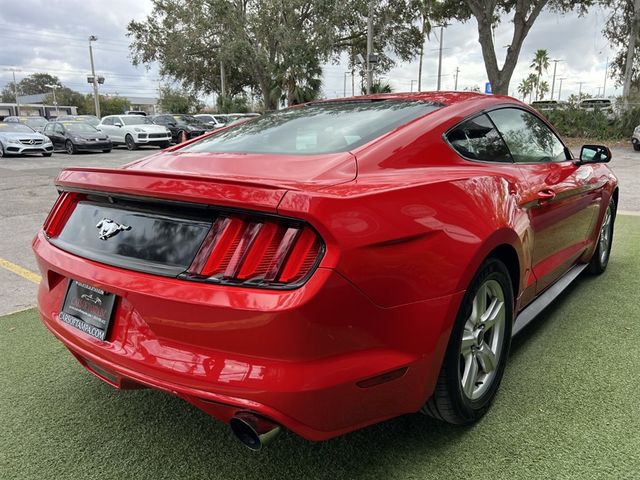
122, 116, 153, 125
22, 117, 47, 127
181, 100, 442, 155
63, 122, 99, 133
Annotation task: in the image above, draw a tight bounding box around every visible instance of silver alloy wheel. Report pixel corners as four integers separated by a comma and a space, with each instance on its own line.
599, 205, 612, 265
65, 141, 74, 154
459, 279, 506, 400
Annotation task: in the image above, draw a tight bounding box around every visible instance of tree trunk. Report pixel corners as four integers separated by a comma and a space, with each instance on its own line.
468, 0, 548, 96
623, 0, 640, 109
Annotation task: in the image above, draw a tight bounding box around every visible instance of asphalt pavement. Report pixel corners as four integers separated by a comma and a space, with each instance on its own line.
0, 145, 638, 316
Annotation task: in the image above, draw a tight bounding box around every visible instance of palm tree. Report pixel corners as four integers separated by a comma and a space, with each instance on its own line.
517, 78, 532, 101
362, 81, 393, 94
538, 80, 550, 100
530, 49, 550, 100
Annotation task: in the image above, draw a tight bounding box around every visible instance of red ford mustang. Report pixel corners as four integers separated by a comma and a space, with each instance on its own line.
33, 92, 618, 450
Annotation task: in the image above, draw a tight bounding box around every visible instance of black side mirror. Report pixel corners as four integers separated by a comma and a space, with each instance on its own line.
578, 144, 611, 164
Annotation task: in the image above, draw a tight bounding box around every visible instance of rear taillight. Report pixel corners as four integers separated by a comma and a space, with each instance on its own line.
185, 214, 323, 288
43, 192, 83, 238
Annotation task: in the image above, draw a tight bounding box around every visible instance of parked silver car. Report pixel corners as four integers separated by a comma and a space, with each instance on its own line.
632, 125, 640, 151
3, 115, 49, 133
0, 122, 53, 157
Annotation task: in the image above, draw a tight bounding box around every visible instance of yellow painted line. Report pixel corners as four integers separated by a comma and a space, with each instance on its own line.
0, 258, 41, 284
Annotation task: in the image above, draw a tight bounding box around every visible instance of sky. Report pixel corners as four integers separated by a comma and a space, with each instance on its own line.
0, 1, 618, 107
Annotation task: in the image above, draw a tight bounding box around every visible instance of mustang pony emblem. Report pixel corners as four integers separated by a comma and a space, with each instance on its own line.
96, 218, 131, 240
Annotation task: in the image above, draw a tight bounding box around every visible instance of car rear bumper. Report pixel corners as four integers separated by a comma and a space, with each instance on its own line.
33, 230, 461, 440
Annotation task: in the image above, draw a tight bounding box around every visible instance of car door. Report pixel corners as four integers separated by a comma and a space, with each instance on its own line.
43, 123, 60, 148
53, 123, 67, 149
98, 117, 115, 141
487, 107, 599, 294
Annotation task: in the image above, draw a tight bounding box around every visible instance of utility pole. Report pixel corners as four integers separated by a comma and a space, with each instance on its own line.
366, 0, 374, 94
410, 79, 417, 92
550, 59, 562, 100
557, 78, 566, 101
88, 35, 101, 118
436, 25, 445, 91
45, 84, 60, 116
454, 66, 460, 90
602, 57, 608, 98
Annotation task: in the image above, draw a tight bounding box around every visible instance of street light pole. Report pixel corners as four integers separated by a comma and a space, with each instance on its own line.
344, 71, 352, 97
454, 66, 460, 90
366, 0, 374, 94
88, 35, 101, 118
577, 81, 586, 101
410, 79, 417, 92
46, 84, 60, 116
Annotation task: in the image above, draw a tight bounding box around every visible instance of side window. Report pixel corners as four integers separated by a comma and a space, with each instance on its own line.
102, 117, 113, 126
43, 123, 53, 134
488, 108, 567, 163
54, 124, 65, 134
446, 114, 512, 162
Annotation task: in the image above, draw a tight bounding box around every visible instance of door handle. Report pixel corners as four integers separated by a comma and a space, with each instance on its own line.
537, 189, 556, 202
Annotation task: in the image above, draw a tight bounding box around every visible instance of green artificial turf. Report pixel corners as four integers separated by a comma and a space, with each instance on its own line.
1, 216, 639, 480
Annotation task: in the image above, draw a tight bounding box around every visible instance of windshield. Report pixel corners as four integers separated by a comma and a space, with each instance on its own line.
181, 100, 441, 155
63, 122, 99, 133
122, 116, 154, 125
0, 123, 35, 133
173, 115, 203, 125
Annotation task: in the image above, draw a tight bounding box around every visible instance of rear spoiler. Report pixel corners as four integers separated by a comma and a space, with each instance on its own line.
55, 167, 287, 213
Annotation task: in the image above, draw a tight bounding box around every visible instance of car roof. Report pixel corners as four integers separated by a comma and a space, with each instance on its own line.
314, 91, 490, 107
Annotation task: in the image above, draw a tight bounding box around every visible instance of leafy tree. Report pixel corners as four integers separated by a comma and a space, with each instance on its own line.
362, 80, 393, 94
530, 49, 550, 100
127, 0, 422, 110
217, 95, 250, 113
433, 1, 593, 95
601, 0, 640, 108
158, 85, 204, 113
1, 73, 63, 102
44, 87, 89, 114
84, 95, 130, 116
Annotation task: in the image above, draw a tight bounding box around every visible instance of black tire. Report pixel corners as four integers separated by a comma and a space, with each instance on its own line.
102, 149, 112, 153
125, 134, 138, 150
65, 140, 77, 155
42, 152, 52, 157
633, 143, 640, 151
0, 144, 4, 158
159, 142, 171, 149
423, 258, 513, 424
588, 198, 615, 275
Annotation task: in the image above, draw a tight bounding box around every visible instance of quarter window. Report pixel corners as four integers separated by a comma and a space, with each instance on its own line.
488, 108, 567, 163
446, 114, 512, 162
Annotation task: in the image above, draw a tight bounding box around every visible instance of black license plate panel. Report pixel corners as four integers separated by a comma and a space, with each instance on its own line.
60, 280, 116, 341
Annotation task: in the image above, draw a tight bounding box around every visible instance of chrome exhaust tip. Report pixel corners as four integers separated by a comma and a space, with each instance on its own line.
230, 412, 281, 451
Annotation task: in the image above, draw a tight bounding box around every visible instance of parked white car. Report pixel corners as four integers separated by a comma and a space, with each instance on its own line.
194, 114, 227, 129
578, 98, 616, 122
632, 125, 640, 152
97, 115, 171, 150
